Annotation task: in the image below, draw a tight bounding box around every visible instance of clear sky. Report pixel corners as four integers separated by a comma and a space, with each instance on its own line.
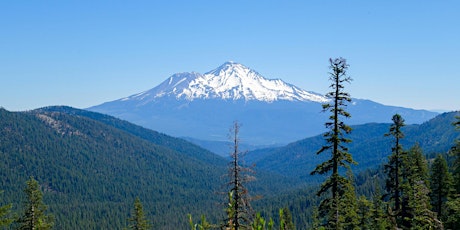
1, 1, 459, 112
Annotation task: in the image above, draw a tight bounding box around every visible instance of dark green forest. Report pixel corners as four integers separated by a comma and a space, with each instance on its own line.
246, 112, 460, 181
0, 106, 225, 229
0, 106, 298, 229
0, 107, 459, 229
1, 104, 460, 229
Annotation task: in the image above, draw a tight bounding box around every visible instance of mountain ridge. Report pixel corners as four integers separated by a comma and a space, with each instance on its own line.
89, 62, 438, 145
245, 111, 460, 181
117, 61, 328, 103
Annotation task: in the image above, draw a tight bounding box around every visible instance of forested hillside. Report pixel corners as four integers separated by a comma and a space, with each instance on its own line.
1, 106, 459, 229
247, 111, 460, 181
0, 107, 298, 229
0, 107, 225, 229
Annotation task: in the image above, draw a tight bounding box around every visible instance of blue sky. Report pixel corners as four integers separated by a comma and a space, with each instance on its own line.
1, 1, 459, 111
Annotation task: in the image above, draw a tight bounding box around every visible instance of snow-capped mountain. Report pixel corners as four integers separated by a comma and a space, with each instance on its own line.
121, 61, 327, 103
89, 62, 438, 145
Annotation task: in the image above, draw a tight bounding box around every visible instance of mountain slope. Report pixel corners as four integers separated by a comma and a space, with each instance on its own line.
247, 111, 460, 181
89, 62, 438, 145
0, 107, 224, 229
36, 106, 225, 165
0, 106, 300, 229
119, 61, 328, 103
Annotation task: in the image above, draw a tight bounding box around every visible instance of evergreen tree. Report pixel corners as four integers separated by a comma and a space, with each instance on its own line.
127, 197, 151, 230
340, 171, 359, 230
444, 114, 460, 229
17, 177, 53, 230
223, 122, 254, 230
311, 207, 322, 230
310, 57, 356, 229
383, 113, 406, 227
444, 198, 460, 229
452, 115, 460, 192
279, 207, 295, 230
370, 184, 390, 230
188, 214, 213, 230
250, 212, 274, 230
405, 144, 429, 184
430, 154, 453, 220
407, 181, 443, 229
0, 204, 12, 228
402, 145, 442, 229
225, 191, 237, 229
0, 191, 12, 228
356, 196, 372, 230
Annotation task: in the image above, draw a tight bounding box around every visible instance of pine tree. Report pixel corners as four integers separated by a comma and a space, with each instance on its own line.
383, 113, 406, 227
403, 145, 442, 229
188, 214, 213, 230
311, 207, 322, 230
340, 171, 359, 230
405, 144, 429, 184
279, 207, 295, 230
310, 57, 356, 229
444, 198, 460, 229
370, 184, 390, 230
0, 191, 12, 228
444, 114, 460, 229
251, 213, 273, 230
452, 114, 460, 193
17, 177, 53, 230
223, 122, 254, 230
357, 196, 372, 229
251, 213, 265, 230
430, 154, 453, 220
128, 197, 151, 230
407, 181, 443, 229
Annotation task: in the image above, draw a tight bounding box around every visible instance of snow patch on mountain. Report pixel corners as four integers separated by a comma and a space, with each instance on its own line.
121, 61, 328, 103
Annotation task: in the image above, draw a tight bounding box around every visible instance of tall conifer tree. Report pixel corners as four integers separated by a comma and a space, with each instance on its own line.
384, 113, 406, 227
430, 154, 452, 220
223, 122, 253, 230
17, 177, 53, 230
452, 115, 460, 192
310, 57, 356, 229
444, 114, 460, 229
356, 196, 372, 229
403, 145, 441, 229
370, 184, 391, 229
128, 197, 151, 230
0, 191, 12, 228
279, 207, 295, 230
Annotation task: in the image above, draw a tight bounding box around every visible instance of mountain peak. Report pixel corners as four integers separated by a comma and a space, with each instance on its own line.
205, 61, 254, 77
222, 60, 238, 66
121, 62, 328, 103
